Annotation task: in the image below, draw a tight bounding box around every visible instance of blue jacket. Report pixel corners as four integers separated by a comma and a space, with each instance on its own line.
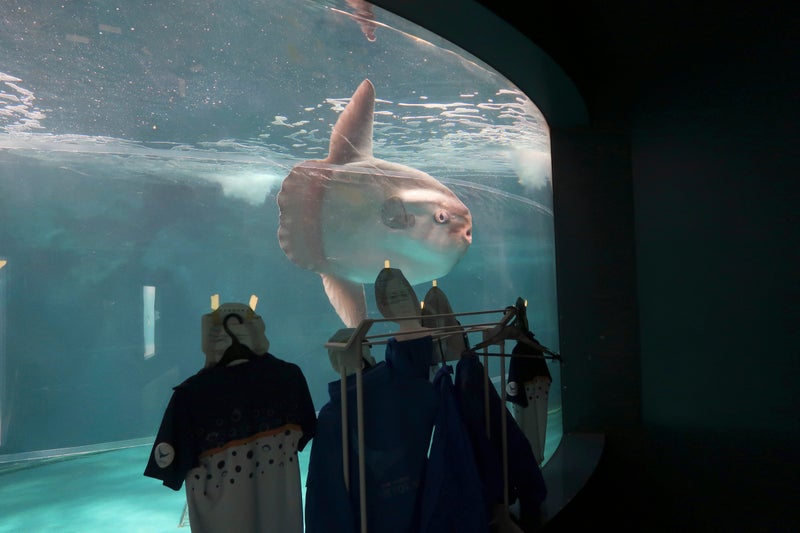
420, 365, 489, 532
305, 336, 437, 533
454, 353, 547, 519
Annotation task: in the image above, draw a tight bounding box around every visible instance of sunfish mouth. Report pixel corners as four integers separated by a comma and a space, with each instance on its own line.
452, 214, 472, 245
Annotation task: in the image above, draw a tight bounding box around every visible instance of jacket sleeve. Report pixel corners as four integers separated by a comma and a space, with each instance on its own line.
304, 402, 358, 533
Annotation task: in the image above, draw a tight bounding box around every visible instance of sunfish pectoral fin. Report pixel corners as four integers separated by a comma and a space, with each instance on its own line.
321, 273, 367, 328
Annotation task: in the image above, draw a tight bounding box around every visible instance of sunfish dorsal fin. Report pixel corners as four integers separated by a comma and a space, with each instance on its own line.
321, 273, 367, 328
327, 79, 375, 164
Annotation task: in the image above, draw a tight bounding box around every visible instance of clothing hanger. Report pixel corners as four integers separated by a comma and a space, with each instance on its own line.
469, 300, 562, 362
216, 313, 258, 367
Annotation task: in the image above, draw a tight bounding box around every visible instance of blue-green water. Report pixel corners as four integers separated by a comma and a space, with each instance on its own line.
0, 0, 561, 529
0, 406, 562, 532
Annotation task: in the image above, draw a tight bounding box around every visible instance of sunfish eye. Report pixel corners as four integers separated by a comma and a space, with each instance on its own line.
434, 209, 450, 224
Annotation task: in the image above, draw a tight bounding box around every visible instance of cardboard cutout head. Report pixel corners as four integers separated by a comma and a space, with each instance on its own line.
374, 267, 420, 321
201, 302, 269, 368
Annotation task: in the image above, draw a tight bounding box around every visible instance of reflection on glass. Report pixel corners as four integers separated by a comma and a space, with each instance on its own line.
143, 285, 156, 359
0, 258, 5, 447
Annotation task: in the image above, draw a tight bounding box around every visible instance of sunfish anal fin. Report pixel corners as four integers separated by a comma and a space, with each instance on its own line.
327, 79, 375, 165
321, 273, 367, 328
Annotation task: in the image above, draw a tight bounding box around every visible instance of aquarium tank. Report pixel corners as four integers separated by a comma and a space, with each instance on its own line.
0, 0, 562, 530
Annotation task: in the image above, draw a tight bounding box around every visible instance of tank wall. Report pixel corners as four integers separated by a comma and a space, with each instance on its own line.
0, 0, 562, 463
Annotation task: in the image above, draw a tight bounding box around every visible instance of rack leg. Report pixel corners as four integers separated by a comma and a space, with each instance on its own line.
340, 366, 349, 493
357, 366, 367, 533
500, 344, 509, 510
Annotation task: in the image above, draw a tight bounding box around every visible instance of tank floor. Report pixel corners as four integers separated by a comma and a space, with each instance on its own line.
0, 432, 600, 532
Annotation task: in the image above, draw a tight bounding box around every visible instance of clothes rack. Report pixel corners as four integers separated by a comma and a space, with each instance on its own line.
324, 302, 561, 532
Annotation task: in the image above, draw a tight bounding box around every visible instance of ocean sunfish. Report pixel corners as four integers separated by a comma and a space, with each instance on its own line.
277, 79, 473, 327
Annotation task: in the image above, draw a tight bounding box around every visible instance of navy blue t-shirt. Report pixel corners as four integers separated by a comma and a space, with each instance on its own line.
143, 353, 316, 533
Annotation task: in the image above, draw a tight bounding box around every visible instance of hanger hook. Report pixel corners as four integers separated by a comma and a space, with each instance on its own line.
223, 313, 244, 344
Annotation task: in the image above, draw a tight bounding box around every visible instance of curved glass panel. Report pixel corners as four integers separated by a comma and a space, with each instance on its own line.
0, 0, 561, 529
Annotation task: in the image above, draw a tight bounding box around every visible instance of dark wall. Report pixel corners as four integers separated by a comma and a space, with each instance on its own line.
624, 37, 799, 530
632, 54, 799, 437
551, 125, 641, 433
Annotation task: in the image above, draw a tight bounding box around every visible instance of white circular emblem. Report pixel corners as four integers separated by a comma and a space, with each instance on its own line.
506, 382, 519, 397
154, 442, 175, 468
